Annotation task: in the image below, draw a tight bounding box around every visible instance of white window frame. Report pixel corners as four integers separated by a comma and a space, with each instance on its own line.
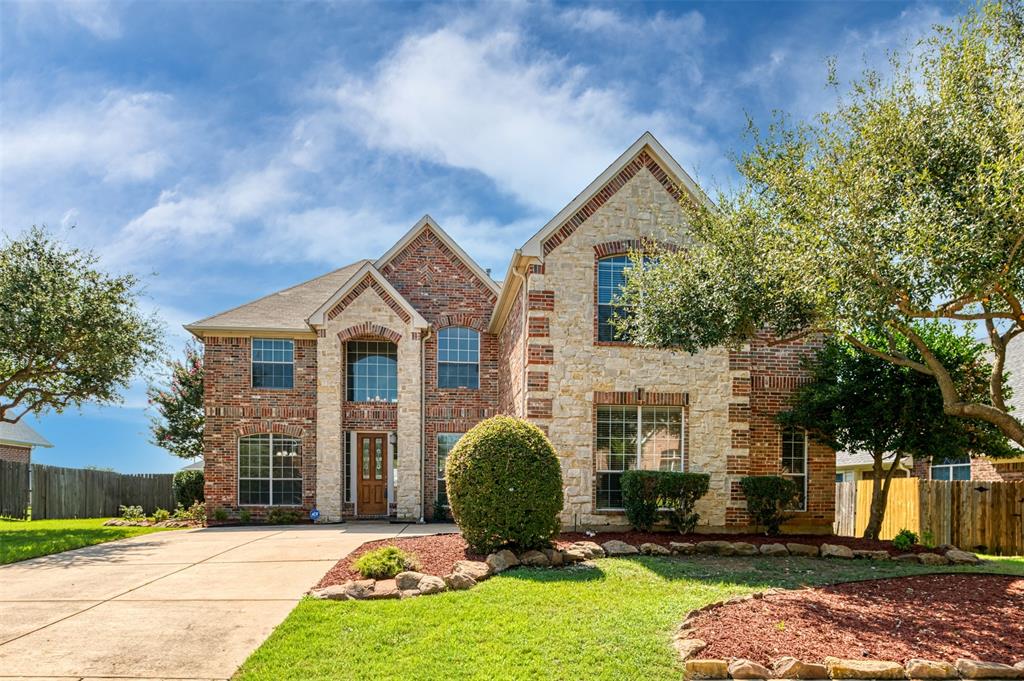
930, 459, 971, 481
237, 433, 302, 506
251, 338, 294, 389
436, 433, 463, 507
781, 428, 808, 512
437, 327, 480, 390
595, 405, 686, 511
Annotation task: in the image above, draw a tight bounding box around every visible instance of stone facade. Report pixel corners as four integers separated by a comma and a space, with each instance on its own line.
0, 444, 31, 464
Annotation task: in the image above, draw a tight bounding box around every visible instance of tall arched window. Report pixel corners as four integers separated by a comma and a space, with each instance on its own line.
238, 434, 301, 506
437, 326, 479, 389
597, 255, 632, 342
347, 340, 398, 402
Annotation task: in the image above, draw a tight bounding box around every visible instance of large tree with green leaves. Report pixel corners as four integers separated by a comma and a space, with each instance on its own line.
780, 324, 1013, 540
0, 227, 162, 423
148, 342, 204, 459
618, 2, 1024, 443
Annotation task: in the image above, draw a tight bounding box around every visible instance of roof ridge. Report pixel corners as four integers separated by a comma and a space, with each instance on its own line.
187, 259, 370, 327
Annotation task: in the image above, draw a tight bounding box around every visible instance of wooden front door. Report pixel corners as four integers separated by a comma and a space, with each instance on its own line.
357, 433, 387, 515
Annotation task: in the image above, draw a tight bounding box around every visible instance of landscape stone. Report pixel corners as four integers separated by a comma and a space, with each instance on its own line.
820, 544, 855, 559
519, 549, 550, 567
485, 549, 519, 573
417, 575, 445, 595
696, 540, 735, 556
759, 543, 789, 556
670, 542, 696, 555
852, 550, 890, 560
640, 542, 671, 555
1015, 662, 1024, 671
364, 579, 399, 600
673, 638, 706, 661
730, 542, 759, 556
785, 543, 819, 556
310, 584, 349, 600
905, 659, 957, 679
945, 549, 980, 564
955, 660, 1024, 679
345, 579, 376, 599
773, 656, 828, 679
826, 657, 906, 679
394, 571, 425, 591
602, 540, 639, 556
444, 572, 476, 590
894, 553, 921, 563
686, 659, 729, 679
917, 553, 950, 566
560, 547, 587, 563
572, 541, 605, 558
729, 659, 773, 679
542, 548, 564, 566
399, 588, 421, 599
453, 560, 491, 580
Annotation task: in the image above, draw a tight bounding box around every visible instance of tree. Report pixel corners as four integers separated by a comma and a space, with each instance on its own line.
780, 324, 1014, 540
618, 2, 1024, 444
0, 227, 163, 423
148, 342, 204, 459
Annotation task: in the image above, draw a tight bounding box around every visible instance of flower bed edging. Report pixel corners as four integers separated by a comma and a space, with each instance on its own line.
309, 538, 984, 602
679, 656, 1024, 680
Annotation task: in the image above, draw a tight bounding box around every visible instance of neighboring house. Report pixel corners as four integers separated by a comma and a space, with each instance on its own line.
0, 421, 52, 464
187, 132, 834, 533
834, 451, 912, 483
909, 455, 1024, 482
179, 460, 204, 472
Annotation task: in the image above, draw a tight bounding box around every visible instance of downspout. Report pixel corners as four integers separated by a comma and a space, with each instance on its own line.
512, 265, 530, 417
418, 325, 431, 523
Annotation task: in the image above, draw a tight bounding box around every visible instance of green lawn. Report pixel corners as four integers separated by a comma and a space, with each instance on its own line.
0, 517, 181, 564
237, 554, 1024, 681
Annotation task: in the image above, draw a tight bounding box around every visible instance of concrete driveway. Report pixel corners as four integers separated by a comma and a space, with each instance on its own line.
0, 522, 456, 680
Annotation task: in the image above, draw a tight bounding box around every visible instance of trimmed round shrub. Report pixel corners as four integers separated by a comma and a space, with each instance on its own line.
173, 468, 204, 507
446, 415, 563, 553
354, 546, 420, 579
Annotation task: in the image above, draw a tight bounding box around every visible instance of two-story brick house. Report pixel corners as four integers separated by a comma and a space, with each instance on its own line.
187, 132, 834, 533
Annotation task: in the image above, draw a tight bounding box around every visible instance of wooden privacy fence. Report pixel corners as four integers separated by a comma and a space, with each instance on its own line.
0, 463, 175, 520
836, 478, 1024, 555
0, 460, 31, 519
833, 481, 856, 537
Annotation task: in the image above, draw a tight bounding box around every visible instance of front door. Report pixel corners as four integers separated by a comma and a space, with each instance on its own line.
357, 433, 387, 515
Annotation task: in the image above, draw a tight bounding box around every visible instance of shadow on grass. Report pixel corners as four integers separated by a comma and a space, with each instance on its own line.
0, 527, 173, 566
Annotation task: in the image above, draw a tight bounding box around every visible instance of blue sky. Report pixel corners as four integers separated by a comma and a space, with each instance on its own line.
0, 0, 958, 473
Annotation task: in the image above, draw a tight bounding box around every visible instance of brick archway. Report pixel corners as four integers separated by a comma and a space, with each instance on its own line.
593, 238, 680, 259
433, 312, 486, 333
236, 422, 305, 438
337, 322, 403, 344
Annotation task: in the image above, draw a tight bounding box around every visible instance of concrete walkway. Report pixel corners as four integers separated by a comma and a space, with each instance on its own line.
0, 522, 456, 680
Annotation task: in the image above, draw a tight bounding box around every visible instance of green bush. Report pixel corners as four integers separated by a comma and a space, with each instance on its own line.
174, 500, 206, 523
212, 507, 229, 522
267, 508, 301, 525
119, 504, 145, 522
740, 476, 798, 536
893, 528, 919, 551
239, 508, 252, 524
173, 469, 205, 507
152, 508, 170, 523
446, 415, 563, 553
353, 546, 420, 579
621, 471, 711, 533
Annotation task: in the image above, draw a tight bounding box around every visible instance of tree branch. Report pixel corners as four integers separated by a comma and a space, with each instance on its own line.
843, 333, 932, 375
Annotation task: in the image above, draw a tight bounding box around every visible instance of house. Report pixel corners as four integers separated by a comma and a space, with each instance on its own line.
179, 460, 204, 472
834, 451, 912, 483
0, 421, 52, 464
186, 132, 834, 533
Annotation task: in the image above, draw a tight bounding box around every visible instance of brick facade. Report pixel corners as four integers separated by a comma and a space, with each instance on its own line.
911, 456, 1024, 482
0, 444, 31, 464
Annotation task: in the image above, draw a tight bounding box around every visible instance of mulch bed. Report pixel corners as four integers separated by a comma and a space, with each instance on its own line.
315, 530, 929, 589
689, 574, 1024, 664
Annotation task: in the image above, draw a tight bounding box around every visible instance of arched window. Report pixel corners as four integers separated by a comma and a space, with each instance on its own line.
437, 326, 479, 389
238, 434, 302, 506
597, 255, 644, 342
347, 340, 398, 402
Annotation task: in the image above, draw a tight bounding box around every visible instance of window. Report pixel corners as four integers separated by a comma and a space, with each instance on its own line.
836, 471, 853, 483
238, 434, 302, 506
437, 327, 479, 389
436, 433, 463, 506
595, 405, 684, 510
781, 428, 808, 511
597, 256, 630, 342
931, 455, 971, 481
347, 340, 398, 402
252, 339, 294, 389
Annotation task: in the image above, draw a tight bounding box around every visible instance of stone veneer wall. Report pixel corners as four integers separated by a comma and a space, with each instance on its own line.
497, 279, 527, 417
315, 288, 422, 521
0, 444, 31, 464
202, 336, 317, 517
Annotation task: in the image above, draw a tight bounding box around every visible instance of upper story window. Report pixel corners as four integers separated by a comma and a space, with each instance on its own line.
252, 339, 294, 389
595, 405, 684, 510
238, 433, 302, 506
597, 255, 653, 342
437, 326, 480, 389
781, 428, 808, 511
931, 455, 971, 481
347, 340, 398, 402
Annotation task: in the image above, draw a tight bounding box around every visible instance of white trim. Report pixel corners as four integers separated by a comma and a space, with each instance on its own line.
521, 132, 713, 259
387, 432, 395, 505
930, 460, 972, 481
306, 262, 429, 328
375, 215, 500, 297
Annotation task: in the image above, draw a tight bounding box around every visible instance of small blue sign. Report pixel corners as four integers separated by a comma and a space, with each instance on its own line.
310, 508, 321, 521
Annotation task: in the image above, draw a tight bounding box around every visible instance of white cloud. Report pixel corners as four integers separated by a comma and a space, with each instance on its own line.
331, 26, 715, 211
59, 0, 122, 40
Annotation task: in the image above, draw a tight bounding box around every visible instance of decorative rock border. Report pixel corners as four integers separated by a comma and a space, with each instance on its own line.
103, 518, 199, 528
680, 656, 1024, 680
309, 538, 984, 602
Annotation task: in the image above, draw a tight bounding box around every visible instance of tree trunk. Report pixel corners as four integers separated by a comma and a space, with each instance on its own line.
862, 451, 903, 541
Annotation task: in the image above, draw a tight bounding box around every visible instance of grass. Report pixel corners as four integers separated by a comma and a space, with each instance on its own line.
237, 554, 1024, 681
0, 517, 182, 564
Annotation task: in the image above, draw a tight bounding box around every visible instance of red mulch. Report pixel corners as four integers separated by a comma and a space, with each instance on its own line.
315, 530, 931, 589
689, 574, 1024, 664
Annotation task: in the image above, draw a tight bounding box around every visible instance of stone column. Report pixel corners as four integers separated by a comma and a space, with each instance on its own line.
395, 330, 423, 520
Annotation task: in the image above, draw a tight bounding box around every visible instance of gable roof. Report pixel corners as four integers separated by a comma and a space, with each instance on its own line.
306, 261, 429, 328
520, 131, 712, 259
836, 451, 912, 469
376, 215, 500, 297
0, 421, 53, 448
186, 261, 369, 335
